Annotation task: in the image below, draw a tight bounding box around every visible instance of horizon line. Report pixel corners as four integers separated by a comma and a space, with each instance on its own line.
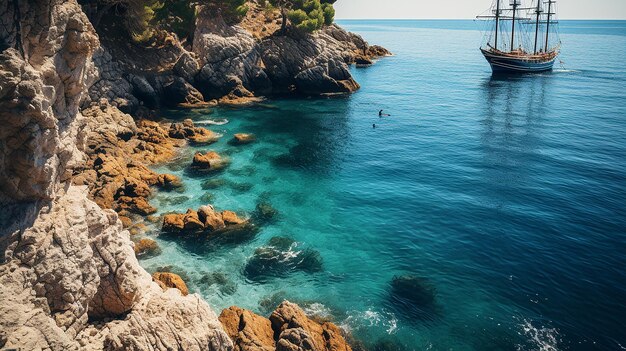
336, 18, 626, 21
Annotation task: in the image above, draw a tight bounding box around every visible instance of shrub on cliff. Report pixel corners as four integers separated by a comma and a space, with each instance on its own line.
94, 0, 249, 43
269, 0, 337, 33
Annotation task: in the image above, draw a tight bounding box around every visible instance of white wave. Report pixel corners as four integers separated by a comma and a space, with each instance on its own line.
341, 308, 399, 335
516, 319, 560, 351
196, 118, 229, 125
303, 303, 333, 320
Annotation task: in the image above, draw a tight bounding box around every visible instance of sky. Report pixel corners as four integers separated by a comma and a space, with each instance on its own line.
334, 0, 626, 20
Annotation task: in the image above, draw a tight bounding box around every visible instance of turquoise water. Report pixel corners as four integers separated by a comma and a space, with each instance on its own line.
141, 21, 626, 350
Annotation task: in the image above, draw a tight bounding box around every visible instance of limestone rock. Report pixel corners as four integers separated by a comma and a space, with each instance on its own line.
198, 205, 226, 231
219, 306, 276, 351
222, 210, 245, 225
162, 213, 185, 232
152, 272, 189, 296
183, 209, 204, 231
219, 302, 352, 351
0, 1, 234, 350
271, 302, 352, 351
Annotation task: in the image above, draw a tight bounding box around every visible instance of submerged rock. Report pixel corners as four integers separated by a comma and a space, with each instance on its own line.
198, 272, 237, 295
244, 237, 323, 282
158, 195, 190, 206
230, 133, 256, 145
134, 238, 161, 258
152, 272, 189, 296
192, 151, 230, 171
390, 275, 437, 306
200, 192, 216, 203
229, 182, 254, 194
202, 178, 228, 189
388, 274, 439, 322
253, 201, 279, 223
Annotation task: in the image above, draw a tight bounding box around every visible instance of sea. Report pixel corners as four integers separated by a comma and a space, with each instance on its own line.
140, 20, 626, 351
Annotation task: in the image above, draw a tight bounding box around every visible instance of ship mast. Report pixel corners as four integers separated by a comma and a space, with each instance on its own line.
533, 0, 542, 53
495, 0, 500, 50
510, 0, 519, 51
545, 0, 553, 52
494, 0, 501, 50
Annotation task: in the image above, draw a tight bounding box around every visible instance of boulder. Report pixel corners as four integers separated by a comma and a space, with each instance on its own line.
271, 301, 352, 351
231, 133, 256, 145
192, 151, 229, 170
222, 210, 245, 225
219, 306, 276, 351
219, 302, 352, 351
157, 173, 183, 189
134, 238, 161, 258
198, 205, 226, 232
354, 55, 373, 66
152, 272, 189, 296
367, 45, 392, 58
183, 209, 204, 231
163, 213, 185, 232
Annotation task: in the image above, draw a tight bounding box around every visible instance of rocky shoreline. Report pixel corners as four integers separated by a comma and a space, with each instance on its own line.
0, 0, 390, 350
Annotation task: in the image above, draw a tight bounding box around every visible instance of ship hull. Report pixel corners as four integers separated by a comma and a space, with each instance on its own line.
481, 49, 557, 73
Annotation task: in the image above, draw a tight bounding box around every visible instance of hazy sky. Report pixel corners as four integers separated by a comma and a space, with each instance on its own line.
334, 0, 626, 20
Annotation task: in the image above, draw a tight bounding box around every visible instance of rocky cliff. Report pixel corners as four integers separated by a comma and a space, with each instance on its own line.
0, 0, 385, 349
0, 1, 231, 350
84, 1, 390, 112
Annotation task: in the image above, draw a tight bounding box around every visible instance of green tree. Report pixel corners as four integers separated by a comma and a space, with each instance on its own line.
268, 0, 336, 33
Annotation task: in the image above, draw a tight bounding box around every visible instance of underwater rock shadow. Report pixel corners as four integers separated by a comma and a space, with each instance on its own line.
158, 222, 260, 254
195, 271, 238, 296
385, 274, 443, 325
242, 236, 324, 284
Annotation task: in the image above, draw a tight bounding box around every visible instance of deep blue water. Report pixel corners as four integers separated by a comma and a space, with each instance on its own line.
141, 20, 626, 350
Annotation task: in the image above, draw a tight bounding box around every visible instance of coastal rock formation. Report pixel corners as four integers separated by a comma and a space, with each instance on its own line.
1, 0, 387, 349
81, 2, 389, 109
219, 302, 352, 351
170, 119, 220, 145
0, 1, 232, 349
220, 306, 276, 351
162, 205, 249, 236
0, 185, 232, 350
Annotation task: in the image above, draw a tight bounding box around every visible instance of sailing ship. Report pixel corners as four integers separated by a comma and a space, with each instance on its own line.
477, 0, 561, 73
